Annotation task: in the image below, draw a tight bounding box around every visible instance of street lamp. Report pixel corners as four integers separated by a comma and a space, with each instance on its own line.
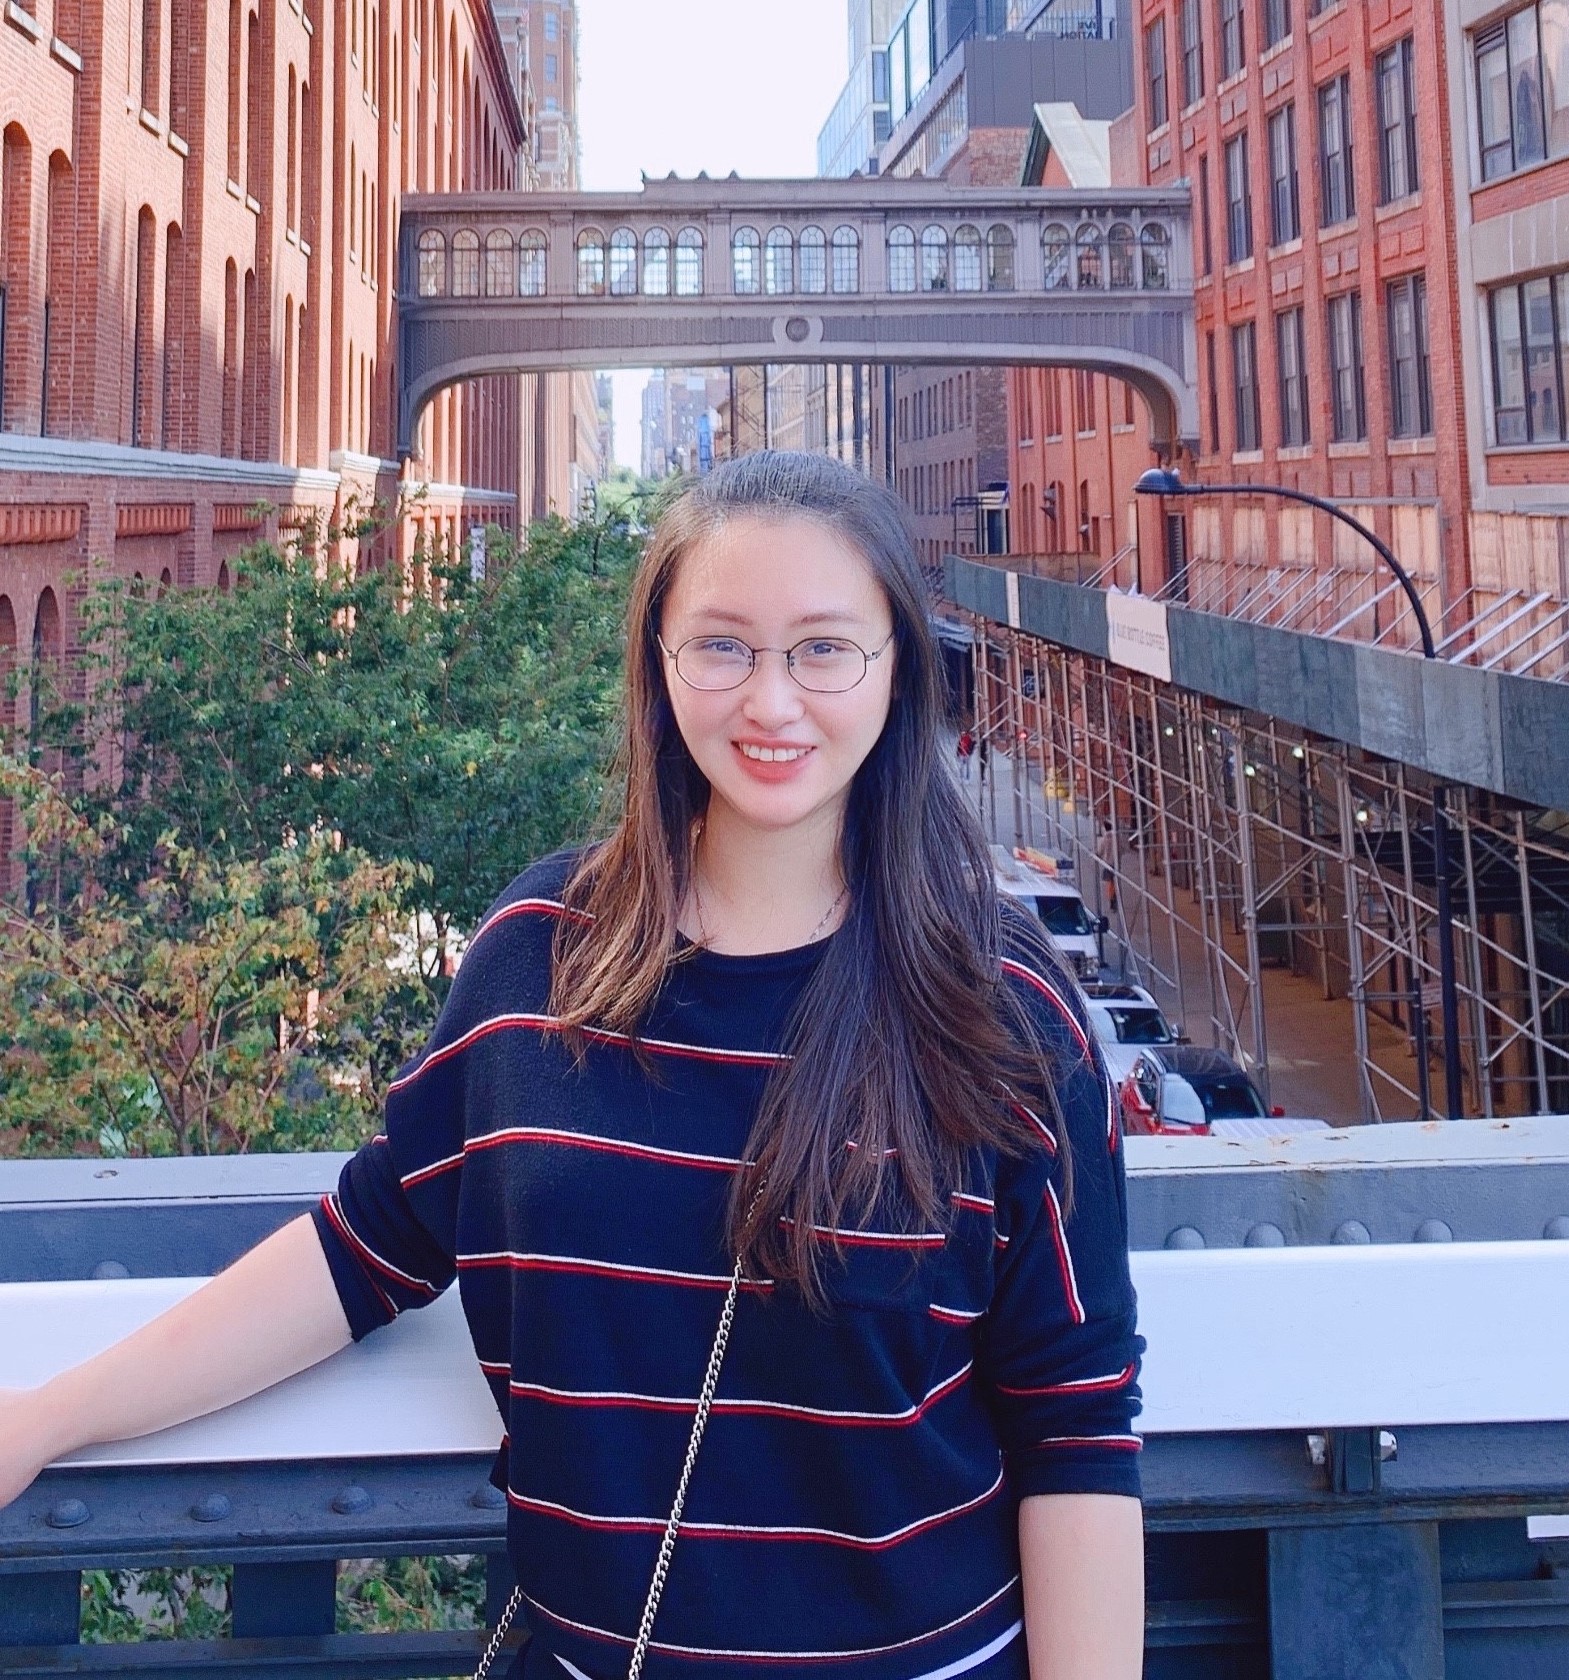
1134, 466, 1464, 1121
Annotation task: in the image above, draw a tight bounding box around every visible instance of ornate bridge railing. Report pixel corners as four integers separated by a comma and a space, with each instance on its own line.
395, 177, 1197, 457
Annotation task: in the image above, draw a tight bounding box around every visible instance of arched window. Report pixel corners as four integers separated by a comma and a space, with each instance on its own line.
609, 226, 637, 296
764, 225, 794, 295
920, 224, 949, 291
484, 229, 512, 296
675, 226, 703, 295
518, 229, 547, 295
831, 224, 860, 293
1108, 223, 1136, 289
643, 226, 670, 296
575, 227, 606, 296
452, 228, 479, 295
887, 224, 916, 292
417, 227, 446, 295
1141, 222, 1171, 289
987, 224, 1016, 291
1074, 224, 1103, 289
953, 225, 983, 292
1042, 223, 1071, 290
732, 226, 761, 294
798, 225, 827, 294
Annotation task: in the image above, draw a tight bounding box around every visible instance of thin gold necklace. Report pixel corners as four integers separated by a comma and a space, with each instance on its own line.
690, 835, 848, 950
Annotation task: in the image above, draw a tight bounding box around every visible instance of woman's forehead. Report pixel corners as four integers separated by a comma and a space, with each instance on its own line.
664, 515, 886, 622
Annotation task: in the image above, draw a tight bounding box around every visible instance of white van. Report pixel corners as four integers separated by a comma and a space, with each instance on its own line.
989, 845, 1106, 981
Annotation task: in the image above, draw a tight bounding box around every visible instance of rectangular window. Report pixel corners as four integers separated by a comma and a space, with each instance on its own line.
1387, 275, 1433, 437
1225, 130, 1253, 262
545, 52, 557, 82
1220, 0, 1245, 79
1180, 0, 1205, 107
1265, 0, 1291, 49
1317, 73, 1355, 226
1146, 16, 1169, 130
1198, 153, 1214, 275
1376, 36, 1419, 202
1473, 6, 1569, 182
1488, 272, 1569, 443
1232, 320, 1261, 451
1276, 306, 1310, 446
544, 8, 558, 41
1269, 104, 1301, 244
1328, 291, 1367, 442
1206, 329, 1221, 455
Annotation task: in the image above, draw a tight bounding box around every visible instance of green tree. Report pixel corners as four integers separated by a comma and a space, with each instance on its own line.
46, 514, 638, 985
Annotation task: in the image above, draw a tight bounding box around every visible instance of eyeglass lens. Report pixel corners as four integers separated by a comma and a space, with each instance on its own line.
674, 636, 869, 693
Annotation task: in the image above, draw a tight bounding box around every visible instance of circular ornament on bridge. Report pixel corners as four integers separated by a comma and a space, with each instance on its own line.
1413, 1218, 1453, 1243
47, 1498, 91, 1529
1244, 1223, 1286, 1248
1544, 1216, 1569, 1239
91, 1260, 131, 1279
189, 1493, 232, 1523
1332, 1219, 1372, 1245
332, 1485, 374, 1516
1163, 1226, 1205, 1250
772, 314, 823, 350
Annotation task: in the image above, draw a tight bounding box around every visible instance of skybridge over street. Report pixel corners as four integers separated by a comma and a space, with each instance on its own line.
395, 175, 1197, 459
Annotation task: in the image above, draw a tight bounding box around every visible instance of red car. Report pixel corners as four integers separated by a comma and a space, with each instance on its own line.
1119, 1046, 1284, 1137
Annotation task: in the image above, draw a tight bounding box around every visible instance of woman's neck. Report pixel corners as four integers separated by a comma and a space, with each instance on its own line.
686, 802, 847, 955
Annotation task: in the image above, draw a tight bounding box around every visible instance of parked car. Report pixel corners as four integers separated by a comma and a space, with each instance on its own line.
1118, 1044, 1285, 1137
1081, 982, 1183, 1086
990, 845, 1106, 981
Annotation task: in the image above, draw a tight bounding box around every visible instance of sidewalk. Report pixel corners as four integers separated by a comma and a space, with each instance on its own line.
954, 736, 1417, 1125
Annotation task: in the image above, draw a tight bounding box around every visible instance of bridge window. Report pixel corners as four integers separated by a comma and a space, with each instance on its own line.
417, 228, 446, 296
953, 225, 983, 292
1042, 224, 1071, 290
519, 230, 547, 296
986, 225, 1015, 292
798, 226, 827, 295
732, 227, 761, 294
484, 230, 513, 297
920, 224, 949, 291
1075, 224, 1103, 289
609, 227, 638, 296
452, 229, 480, 296
643, 226, 670, 297
764, 226, 794, 295
831, 225, 860, 293
887, 225, 916, 292
576, 228, 606, 296
1108, 223, 1136, 290
675, 226, 703, 295
1141, 223, 1170, 289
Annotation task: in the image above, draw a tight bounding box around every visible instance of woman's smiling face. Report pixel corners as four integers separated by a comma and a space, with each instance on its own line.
658, 514, 896, 839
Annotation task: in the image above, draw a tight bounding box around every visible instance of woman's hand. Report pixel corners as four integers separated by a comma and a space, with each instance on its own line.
0, 1386, 66, 1512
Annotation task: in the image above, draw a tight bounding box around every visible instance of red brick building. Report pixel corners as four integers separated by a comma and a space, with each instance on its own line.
1006, 103, 1154, 584
0, 0, 594, 798
1128, 0, 1569, 659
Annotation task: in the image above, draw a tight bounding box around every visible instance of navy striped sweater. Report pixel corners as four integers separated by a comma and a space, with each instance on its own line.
314, 850, 1142, 1680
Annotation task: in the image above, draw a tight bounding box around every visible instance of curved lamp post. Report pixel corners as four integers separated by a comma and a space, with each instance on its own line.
1134, 466, 1464, 1121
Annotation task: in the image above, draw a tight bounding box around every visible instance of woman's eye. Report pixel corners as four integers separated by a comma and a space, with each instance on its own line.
802, 639, 849, 658
698, 637, 746, 656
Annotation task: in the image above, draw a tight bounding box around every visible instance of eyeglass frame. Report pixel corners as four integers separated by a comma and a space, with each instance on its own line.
656, 629, 896, 694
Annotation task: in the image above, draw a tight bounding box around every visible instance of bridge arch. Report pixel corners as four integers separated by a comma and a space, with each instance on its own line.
397, 180, 1197, 457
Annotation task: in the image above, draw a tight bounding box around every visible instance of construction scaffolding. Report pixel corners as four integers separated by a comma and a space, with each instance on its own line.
964, 618, 1569, 1122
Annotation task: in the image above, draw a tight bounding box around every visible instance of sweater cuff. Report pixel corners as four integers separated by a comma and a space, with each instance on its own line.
310, 1197, 400, 1342
1011, 1440, 1144, 1501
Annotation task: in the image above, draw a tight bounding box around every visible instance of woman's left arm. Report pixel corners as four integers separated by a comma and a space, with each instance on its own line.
1019, 1492, 1145, 1680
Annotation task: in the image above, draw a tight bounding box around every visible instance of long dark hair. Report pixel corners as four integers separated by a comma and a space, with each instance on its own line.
550, 451, 1075, 1302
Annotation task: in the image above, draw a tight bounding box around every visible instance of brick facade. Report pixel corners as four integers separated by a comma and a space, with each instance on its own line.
0, 0, 594, 784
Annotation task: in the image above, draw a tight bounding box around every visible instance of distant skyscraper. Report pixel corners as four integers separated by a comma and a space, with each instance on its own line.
492, 0, 583, 190
817, 0, 902, 178
642, 371, 728, 479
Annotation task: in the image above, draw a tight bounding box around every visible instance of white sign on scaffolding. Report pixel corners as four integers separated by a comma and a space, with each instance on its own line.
1105, 591, 1173, 683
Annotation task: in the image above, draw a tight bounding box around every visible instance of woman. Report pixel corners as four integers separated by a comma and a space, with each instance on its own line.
0, 453, 1143, 1680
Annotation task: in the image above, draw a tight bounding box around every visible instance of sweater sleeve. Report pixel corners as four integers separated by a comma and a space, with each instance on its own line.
980, 948, 1144, 1500
310, 878, 532, 1340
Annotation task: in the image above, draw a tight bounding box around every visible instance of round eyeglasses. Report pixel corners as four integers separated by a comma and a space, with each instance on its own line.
658, 631, 895, 694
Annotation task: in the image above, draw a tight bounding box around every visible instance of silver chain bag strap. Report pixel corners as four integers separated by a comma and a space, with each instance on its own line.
471, 1247, 749, 1680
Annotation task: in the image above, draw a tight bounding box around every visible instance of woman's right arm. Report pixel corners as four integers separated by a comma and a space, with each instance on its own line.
0, 1213, 351, 1512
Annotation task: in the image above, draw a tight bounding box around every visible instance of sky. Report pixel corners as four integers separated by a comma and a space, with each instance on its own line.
573, 0, 852, 468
